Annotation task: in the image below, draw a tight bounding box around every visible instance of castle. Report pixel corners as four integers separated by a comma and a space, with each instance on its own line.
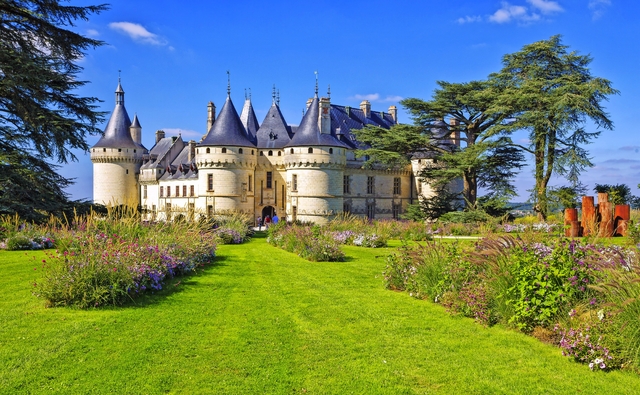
91, 80, 458, 223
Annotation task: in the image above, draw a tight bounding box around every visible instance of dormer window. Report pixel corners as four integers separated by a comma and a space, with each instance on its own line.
206, 148, 210, 154
268, 150, 273, 156
239, 148, 243, 154
308, 148, 313, 154
221, 148, 227, 153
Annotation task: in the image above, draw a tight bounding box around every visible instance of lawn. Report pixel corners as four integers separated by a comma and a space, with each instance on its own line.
1, 233, 639, 394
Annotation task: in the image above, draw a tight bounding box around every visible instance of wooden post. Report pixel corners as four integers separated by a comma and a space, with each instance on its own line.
615, 204, 631, 236
598, 201, 614, 237
581, 196, 596, 236
564, 208, 578, 237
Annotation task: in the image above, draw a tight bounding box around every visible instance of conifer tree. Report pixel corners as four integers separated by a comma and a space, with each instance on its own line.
0, 0, 107, 221
493, 35, 618, 220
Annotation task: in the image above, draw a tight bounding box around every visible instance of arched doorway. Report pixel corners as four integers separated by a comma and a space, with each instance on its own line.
261, 206, 276, 221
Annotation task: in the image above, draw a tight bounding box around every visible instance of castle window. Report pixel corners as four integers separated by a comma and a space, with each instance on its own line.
290, 148, 294, 154
266, 171, 273, 189
160, 186, 164, 197
292, 174, 298, 191
392, 203, 401, 219
222, 148, 227, 153
183, 185, 187, 197
252, 150, 254, 155
343, 175, 350, 194
206, 148, 210, 154
190, 185, 194, 197
143, 185, 147, 199
207, 174, 214, 191
308, 147, 313, 154
175, 186, 179, 197
167, 187, 171, 197
126, 169, 129, 174
118, 149, 122, 152
393, 177, 401, 195
343, 202, 351, 214
260, 151, 264, 156
134, 149, 136, 153
103, 148, 106, 152
268, 150, 273, 156
418, 181, 423, 195
278, 151, 281, 156
329, 148, 333, 154
239, 148, 243, 154
248, 175, 252, 192
367, 203, 375, 220
367, 176, 375, 194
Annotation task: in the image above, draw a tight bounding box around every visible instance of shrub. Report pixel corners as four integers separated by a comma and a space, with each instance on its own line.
267, 223, 344, 262
6, 234, 33, 250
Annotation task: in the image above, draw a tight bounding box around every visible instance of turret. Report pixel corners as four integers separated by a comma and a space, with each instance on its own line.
91, 79, 147, 206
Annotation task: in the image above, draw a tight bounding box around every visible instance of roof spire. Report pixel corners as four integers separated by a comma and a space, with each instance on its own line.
314, 71, 318, 97
327, 84, 331, 100
118, 69, 121, 84
226, 70, 230, 97
249, 88, 252, 100
277, 89, 280, 106
115, 70, 124, 105
244, 88, 247, 100
272, 84, 276, 104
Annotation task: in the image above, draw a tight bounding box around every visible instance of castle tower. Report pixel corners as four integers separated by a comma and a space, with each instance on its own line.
91, 81, 147, 206
196, 90, 256, 215
255, 90, 294, 219
240, 96, 259, 145
284, 92, 346, 224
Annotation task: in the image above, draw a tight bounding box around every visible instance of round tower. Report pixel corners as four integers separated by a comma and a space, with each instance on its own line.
196, 92, 256, 215
91, 81, 147, 207
284, 94, 346, 224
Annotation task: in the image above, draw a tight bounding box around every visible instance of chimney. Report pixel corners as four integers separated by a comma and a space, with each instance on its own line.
388, 105, 398, 124
360, 100, 371, 118
188, 140, 196, 162
207, 101, 216, 132
449, 119, 460, 147
155, 130, 165, 144
319, 97, 331, 134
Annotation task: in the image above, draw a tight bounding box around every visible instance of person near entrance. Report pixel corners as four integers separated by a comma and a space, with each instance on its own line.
264, 215, 271, 228
257, 216, 262, 230
272, 213, 279, 225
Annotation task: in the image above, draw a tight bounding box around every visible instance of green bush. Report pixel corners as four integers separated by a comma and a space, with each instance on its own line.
267, 223, 344, 262
6, 234, 33, 250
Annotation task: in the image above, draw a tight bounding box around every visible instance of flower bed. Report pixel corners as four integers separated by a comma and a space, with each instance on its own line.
383, 236, 640, 371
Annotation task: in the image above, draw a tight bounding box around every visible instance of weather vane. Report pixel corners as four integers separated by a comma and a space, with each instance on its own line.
226, 70, 230, 96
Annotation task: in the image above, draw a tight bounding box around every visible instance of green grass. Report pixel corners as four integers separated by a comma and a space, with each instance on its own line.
1, 235, 639, 394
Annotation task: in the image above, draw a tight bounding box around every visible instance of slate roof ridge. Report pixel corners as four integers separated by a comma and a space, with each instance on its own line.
286, 96, 346, 148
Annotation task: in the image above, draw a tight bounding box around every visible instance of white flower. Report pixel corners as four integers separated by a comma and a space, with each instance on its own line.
597, 309, 605, 321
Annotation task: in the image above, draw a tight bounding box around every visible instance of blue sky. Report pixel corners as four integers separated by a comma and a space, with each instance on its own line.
63, 0, 639, 202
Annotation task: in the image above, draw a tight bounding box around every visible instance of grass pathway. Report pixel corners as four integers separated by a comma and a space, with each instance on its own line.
1, 234, 639, 394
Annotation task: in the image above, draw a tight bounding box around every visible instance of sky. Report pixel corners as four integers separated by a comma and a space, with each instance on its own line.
62, 0, 639, 202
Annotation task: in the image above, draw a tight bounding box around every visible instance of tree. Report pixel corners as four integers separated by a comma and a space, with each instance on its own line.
354, 80, 524, 214
493, 35, 618, 220
0, 0, 107, 221
594, 184, 635, 206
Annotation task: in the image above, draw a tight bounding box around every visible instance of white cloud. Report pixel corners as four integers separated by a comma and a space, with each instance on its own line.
86, 29, 99, 37
352, 93, 380, 101
457, 15, 482, 24
109, 22, 167, 46
527, 0, 563, 14
489, 1, 563, 24
350, 93, 403, 103
589, 0, 611, 20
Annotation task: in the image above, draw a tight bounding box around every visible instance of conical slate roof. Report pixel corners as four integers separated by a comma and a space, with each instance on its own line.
286, 96, 345, 148
92, 83, 139, 149
131, 113, 141, 128
240, 99, 259, 145
257, 103, 293, 149
199, 97, 255, 147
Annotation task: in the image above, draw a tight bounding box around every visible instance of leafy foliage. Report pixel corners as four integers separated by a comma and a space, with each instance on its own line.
0, 0, 107, 221
493, 35, 618, 220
